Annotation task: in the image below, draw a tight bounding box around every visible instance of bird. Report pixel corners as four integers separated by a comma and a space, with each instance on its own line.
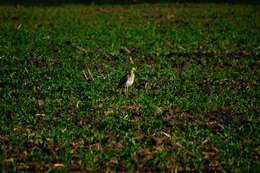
118, 67, 136, 95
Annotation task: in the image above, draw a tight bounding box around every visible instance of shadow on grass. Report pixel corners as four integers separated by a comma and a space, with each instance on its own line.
1, 0, 259, 6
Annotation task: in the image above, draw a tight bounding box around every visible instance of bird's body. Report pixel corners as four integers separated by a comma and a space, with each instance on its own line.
118, 68, 136, 95
118, 74, 134, 88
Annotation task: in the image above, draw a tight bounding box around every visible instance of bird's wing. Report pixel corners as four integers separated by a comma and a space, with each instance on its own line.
118, 74, 129, 88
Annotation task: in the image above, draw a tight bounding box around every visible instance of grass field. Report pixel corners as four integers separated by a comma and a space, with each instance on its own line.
0, 1, 259, 172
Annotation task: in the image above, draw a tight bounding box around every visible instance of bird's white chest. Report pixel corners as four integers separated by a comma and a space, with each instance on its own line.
126, 75, 134, 87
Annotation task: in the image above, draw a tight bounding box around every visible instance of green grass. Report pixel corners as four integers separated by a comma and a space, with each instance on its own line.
0, 2, 259, 172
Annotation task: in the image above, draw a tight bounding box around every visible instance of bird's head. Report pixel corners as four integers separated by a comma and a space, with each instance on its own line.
131, 67, 136, 72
